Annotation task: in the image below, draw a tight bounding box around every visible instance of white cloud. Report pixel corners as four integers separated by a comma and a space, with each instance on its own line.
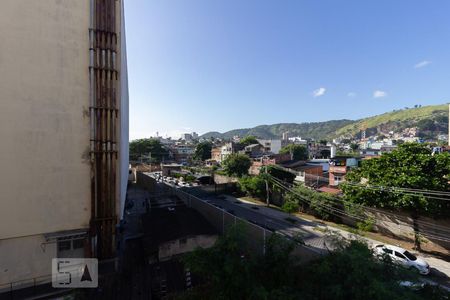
414, 60, 432, 69
312, 87, 326, 97
347, 92, 356, 97
373, 90, 387, 98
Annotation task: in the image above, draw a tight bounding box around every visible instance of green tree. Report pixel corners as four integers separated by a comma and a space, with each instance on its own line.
350, 143, 359, 151
341, 143, 450, 250
193, 141, 212, 161
222, 153, 252, 177
240, 136, 259, 147
281, 201, 299, 214
284, 184, 338, 220
180, 226, 444, 300
182, 224, 299, 300
129, 138, 168, 162
280, 144, 308, 161
238, 175, 267, 199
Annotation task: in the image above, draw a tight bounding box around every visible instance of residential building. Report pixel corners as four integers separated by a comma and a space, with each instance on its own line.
0, 0, 128, 289
308, 143, 331, 158
359, 148, 382, 157
293, 165, 324, 187
306, 159, 331, 172
211, 147, 222, 162
288, 137, 308, 145
257, 139, 282, 154
249, 153, 291, 175
210, 142, 244, 163
328, 157, 359, 186
243, 143, 265, 158
171, 144, 194, 164
182, 133, 193, 142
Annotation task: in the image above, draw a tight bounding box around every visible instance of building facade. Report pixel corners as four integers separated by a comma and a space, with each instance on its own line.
257, 139, 282, 154
0, 0, 128, 289
328, 157, 359, 186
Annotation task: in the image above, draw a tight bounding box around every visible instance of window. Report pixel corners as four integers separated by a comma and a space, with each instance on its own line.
403, 251, 417, 261
395, 251, 406, 260
58, 240, 71, 251
73, 239, 84, 249
334, 176, 344, 185
383, 248, 393, 255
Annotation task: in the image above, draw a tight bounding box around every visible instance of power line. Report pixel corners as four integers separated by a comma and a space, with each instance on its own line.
269, 176, 368, 223
300, 172, 450, 201
267, 174, 450, 242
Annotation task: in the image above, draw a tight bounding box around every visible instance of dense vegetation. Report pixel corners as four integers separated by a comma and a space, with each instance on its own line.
201, 120, 354, 140
240, 135, 260, 146
280, 144, 308, 161
335, 104, 448, 138
341, 143, 450, 250
179, 225, 448, 300
222, 153, 252, 177
193, 141, 212, 161
200, 104, 448, 140
129, 138, 168, 162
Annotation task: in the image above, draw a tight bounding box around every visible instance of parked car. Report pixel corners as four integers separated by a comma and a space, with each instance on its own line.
374, 244, 430, 275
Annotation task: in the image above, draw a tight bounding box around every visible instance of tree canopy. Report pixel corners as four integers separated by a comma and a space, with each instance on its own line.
341, 143, 450, 249
280, 144, 308, 161
180, 224, 445, 300
239, 136, 259, 147
238, 175, 267, 199
129, 138, 168, 162
193, 141, 212, 161
222, 153, 252, 177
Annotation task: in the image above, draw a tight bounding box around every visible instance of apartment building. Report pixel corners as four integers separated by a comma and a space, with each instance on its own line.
0, 0, 129, 290
257, 139, 282, 154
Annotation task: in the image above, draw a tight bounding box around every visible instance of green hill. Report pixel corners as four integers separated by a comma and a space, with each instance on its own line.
200, 104, 449, 141
201, 120, 354, 140
335, 104, 448, 138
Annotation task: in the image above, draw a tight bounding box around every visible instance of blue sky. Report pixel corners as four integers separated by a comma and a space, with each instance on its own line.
125, 0, 450, 140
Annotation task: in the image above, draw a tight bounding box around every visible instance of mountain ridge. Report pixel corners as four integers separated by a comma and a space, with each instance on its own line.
200, 104, 448, 140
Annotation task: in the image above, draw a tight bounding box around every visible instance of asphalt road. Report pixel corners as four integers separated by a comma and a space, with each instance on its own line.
148, 173, 450, 290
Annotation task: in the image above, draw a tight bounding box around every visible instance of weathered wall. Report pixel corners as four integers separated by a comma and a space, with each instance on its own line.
0, 235, 57, 287
214, 174, 238, 184
159, 235, 218, 261
0, 0, 91, 239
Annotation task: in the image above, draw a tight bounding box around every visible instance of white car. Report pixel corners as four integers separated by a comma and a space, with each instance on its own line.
374, 244, 430, 275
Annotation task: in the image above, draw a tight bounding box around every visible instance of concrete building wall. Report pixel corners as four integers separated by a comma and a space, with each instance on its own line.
158, 235, 218, 261
0, 235, 57, 287
0, 0, 128, 287
0, 0, 91, 239
119, 0, 130, 220
257, 139, 282, 154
